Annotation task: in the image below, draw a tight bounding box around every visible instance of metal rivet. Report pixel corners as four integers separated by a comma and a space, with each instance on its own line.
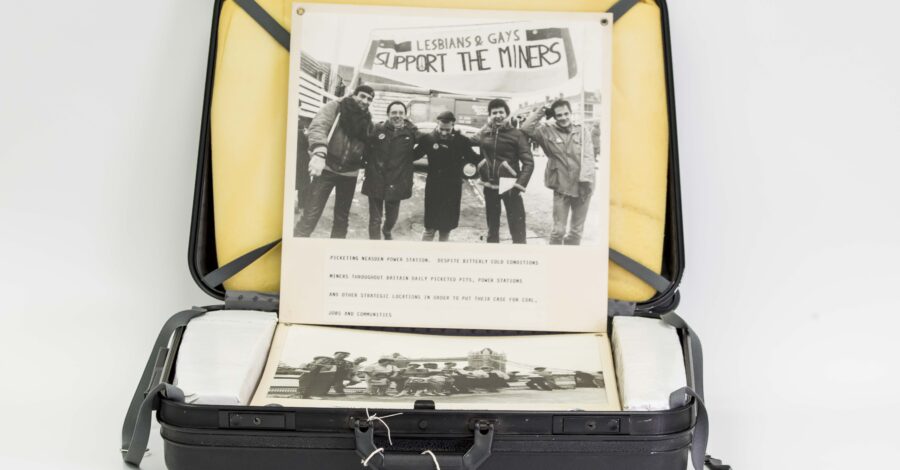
296, 7, 305, 15
601, 18, 610, 26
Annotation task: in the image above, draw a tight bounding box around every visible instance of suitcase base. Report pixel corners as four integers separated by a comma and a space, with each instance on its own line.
161, 423, 692, 470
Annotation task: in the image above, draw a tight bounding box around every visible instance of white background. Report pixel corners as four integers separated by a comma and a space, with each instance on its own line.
1, 1, 898, 469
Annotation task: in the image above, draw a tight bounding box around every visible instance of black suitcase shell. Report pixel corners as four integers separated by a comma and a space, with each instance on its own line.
126, 0, 708, 468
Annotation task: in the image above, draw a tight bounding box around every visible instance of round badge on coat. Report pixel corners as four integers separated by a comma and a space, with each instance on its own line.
433, 143, 440, 149
378, 133, 386, 140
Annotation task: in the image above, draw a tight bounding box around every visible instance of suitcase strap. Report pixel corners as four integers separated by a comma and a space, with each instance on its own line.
661, 312, 708, 469
669, 389, 731, 470
608, 0, 641, 22
661, 312, 705, 399
201, 238, 281, 289
610, 248, 673, 293
670, 387, 709, 470
120, 308, 207, 465
662, 315, 730, 470
233, 0, 290, 50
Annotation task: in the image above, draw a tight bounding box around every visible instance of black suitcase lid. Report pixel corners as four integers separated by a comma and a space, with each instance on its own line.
187, 0, 684, 316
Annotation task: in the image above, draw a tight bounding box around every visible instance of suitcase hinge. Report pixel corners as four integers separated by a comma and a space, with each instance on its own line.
224, 290, 279, 311
608, 299, 637, 317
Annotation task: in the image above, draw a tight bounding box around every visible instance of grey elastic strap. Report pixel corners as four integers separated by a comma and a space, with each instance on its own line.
122, 383, 185, 466
233, 0, 290, 51
661, 315, 726, 468
121, 309, 206, 465
609, 248, 673, 294
608, 0, 641, 22
661, 311, 705, 399
669, 387, 708, 470
201, 238, 281, 289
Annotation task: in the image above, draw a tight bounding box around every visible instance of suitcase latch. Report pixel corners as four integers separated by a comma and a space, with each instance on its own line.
558, 416, 621, 434
225, 412, 293, 430
469, 419, 497, 432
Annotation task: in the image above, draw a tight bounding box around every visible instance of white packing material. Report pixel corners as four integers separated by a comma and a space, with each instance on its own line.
174, 310, 278, 406
612, 316, 687, 411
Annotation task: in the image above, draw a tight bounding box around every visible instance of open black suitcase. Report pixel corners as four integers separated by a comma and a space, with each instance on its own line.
121, 0, 730, 468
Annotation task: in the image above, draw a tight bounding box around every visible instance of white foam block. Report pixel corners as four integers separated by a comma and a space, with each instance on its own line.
174, 310, 278, 406
612, 316, 687, 411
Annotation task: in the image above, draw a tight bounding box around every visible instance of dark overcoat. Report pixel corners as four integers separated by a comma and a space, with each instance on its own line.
361, 120, 418, 201
415, 130, 480, 230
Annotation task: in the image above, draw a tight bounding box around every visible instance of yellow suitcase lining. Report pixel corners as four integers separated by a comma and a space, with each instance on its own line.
210, 0, 669, 302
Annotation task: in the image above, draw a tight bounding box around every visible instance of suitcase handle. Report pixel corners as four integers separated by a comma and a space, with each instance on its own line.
354, 420, 493, 470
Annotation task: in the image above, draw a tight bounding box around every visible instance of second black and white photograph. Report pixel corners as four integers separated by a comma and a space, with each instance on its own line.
252, 325, 620, 411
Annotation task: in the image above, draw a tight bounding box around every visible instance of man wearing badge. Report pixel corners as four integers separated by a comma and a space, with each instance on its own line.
414, 111, 481, 242
475, 98, 534, 244
362, 101, 419, 240
521, 99, 596, 245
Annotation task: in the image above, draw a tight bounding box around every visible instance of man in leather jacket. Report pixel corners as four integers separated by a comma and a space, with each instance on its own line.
475, 98, 534, 243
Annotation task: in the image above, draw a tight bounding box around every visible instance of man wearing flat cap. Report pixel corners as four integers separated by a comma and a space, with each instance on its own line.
414, 111, 481, 241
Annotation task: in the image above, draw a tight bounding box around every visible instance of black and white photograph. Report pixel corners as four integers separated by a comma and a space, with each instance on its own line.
252, 325, 620, 411
290, 4, 609, 246
279, 4, 612, 333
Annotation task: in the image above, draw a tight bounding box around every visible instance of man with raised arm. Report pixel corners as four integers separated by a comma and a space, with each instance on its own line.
521, 99, 596, 245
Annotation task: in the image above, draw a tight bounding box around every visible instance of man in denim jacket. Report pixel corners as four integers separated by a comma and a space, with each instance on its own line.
521, 99, 596, 245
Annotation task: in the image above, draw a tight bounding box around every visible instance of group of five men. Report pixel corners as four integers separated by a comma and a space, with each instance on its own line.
296, 84, 596, 245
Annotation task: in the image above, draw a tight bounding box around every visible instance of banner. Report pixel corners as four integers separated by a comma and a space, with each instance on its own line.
360, 21, 579, 95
